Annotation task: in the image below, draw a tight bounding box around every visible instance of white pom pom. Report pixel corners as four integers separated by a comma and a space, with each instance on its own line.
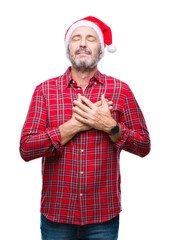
107, 44, 117, 53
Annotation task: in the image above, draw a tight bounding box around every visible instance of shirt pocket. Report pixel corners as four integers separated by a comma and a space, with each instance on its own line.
110, 106, 122, 123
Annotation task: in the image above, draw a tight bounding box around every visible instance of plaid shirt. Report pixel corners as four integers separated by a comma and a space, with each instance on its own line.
20, 67, 150, 225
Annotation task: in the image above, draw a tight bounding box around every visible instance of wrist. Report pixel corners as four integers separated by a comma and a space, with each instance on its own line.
104, 118, 117, 134
59, 118, 81, 145
109, 123, 122, 143
104, 118, 122, 143
69, 118, 82, 133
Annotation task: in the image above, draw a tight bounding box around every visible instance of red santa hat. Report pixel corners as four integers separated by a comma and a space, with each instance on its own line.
64, 16, 116, 57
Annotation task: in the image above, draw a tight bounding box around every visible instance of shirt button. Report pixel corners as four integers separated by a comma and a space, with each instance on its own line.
72, 80, 75, 83
80, 193, 83, 197
81, 149, 84, 152
94, 82, 97, 85
80, 171, 84, 175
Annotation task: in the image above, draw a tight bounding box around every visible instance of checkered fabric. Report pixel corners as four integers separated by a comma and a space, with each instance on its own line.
20, 67, 150, 225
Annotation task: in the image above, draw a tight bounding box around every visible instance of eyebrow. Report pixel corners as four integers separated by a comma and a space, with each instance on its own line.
71, 34, 81, 39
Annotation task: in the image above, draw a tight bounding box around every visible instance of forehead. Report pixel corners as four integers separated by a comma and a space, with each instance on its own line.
71, 26, 99, 39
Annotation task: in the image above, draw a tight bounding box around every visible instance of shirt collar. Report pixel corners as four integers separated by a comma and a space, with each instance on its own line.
63, 66, 104, 89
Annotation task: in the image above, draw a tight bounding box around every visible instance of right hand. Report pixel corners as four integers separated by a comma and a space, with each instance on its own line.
72, 95, 113, 132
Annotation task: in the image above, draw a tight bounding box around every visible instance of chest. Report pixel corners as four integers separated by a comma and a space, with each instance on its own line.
44, 82, 123, 127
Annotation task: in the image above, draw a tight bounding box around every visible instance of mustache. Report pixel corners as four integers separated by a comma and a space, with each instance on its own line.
75, 48, 92, 55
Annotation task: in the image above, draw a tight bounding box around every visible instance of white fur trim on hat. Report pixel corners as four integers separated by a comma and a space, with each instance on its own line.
65, 20, 105, 55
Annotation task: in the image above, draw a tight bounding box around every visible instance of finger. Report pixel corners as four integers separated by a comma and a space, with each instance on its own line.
75, 114, 90, 125
108, 101, 113, 106
79, 95, 95, 109
101, 94, 108, 106
73, 94, 81, 108
73, 100, 91, 113
77, 93, 82, 102
72, 106, 89, 119
94, 99, 112, 107
94, 100, 102, 107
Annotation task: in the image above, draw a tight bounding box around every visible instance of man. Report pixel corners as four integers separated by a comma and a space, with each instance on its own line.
20, 16, 151, 240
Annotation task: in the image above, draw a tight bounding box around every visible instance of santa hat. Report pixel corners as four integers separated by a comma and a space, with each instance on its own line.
64, 16, 116, 57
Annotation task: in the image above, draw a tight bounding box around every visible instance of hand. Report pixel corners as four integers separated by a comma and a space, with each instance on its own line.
72, 94, 113, 132
94, 99, 113, 110
72, 94, 91, 132
73, 94, 116, 133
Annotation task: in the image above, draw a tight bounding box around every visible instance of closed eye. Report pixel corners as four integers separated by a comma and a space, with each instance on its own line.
87, 35, 97, 42
71, 35, 81, 41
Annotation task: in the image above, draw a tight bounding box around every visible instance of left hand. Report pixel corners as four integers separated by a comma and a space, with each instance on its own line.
73, 94, 117, 133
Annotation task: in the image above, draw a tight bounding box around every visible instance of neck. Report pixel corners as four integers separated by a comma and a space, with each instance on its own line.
71, 65, 98, 90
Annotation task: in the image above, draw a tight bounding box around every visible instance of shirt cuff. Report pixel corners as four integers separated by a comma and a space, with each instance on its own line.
113, 123, 131, 150
46, 127, 64, 154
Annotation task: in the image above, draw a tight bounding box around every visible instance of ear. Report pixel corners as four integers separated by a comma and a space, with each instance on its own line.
67, 51, 70, 59
66, 46, 71, 59
99, 50, 102, 59
66, 48, 70, 59
98, 47, 103, 59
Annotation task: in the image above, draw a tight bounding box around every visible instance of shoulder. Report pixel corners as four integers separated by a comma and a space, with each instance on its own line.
101, 72, 130, 93
99, 72, 133, 111
34, 74, 64, 94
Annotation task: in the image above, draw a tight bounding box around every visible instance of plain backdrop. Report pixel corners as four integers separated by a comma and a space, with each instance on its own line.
0, 0, 170, 239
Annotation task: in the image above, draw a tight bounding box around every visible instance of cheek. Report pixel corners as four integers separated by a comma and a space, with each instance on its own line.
90, 43, 101, 55
69, 42, 80, 52
67, 46, 74, 59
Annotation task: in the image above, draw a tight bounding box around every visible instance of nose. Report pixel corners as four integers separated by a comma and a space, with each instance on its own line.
79, 37, 87, 48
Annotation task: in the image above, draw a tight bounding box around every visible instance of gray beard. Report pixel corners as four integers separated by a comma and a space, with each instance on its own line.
68, 47, 101, 73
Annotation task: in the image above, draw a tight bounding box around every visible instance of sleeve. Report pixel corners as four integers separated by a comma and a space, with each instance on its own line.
113, 86, 151, 157
19, 84, 64, 162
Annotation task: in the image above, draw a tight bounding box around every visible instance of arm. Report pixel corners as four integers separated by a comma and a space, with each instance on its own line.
59, 119, 90, 145
19, 85, 64, 162
113, 86, 151, 157
19, 86, 104, 161
73, 91, 150, 158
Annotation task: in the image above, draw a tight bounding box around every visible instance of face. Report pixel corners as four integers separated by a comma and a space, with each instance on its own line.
68, 26, 102, 72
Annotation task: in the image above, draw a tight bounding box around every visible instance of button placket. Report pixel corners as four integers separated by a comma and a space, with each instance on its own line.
80, 149, 85, 176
